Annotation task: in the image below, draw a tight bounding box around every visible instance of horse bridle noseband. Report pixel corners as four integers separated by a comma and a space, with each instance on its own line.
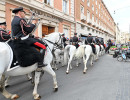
44, 33, 63, 51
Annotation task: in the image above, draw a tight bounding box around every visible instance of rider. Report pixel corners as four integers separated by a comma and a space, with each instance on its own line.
71, 33, 79, 48
95, 36, 100, 45
95, 36, 101, 51
85, 33, 96, 54
0, 22, 11, 42
11, 7, 47, 68
62, 33, 67, 48
101, 38, 105, 48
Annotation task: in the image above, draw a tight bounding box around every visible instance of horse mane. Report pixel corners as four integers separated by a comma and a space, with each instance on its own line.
44, 32, 60, 38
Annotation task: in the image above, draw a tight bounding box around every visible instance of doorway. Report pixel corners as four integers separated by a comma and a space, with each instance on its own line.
42, 25, 55, 37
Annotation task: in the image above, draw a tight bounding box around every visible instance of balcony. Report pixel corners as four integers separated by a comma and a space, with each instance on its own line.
81, 13, 86, 21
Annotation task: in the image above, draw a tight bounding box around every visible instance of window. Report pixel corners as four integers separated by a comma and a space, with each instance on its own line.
63, 0, 68, 13
99, 13, 100, 17
63, 28, 69, 38
87, 0, 90, 6
87, 10, 90, 19
96, 17, 98, 23
96, 8, 98, 14
82, 0, 84, 2
92, 14, 94, 22
81, 25, 85, 29
92, 4, 94, 11
99, 4, 100, 9
96, 0, 97, 5
81, 5, 84, 14
44, 0, 50, 5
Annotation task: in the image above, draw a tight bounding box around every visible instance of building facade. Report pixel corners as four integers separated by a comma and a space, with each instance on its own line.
120, 32, 130, 44
0, 0, 75, 38
0, 0, 116, 43
75, 0, 116, 43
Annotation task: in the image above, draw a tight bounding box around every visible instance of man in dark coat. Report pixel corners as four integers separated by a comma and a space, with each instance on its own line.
0, 22, 11, 42
71, 33, 79, 48
95, 36, 100, 45
62, 33, 67, 48
85, 33, 96, 54
11, 7, 47, 68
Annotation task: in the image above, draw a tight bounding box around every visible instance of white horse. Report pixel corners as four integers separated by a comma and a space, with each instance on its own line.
75, 45, 94, 74
95, 45, 100, 61
63, 45, 83, 74
52, 48, 64, 70
0, 32, 63, 100
100, 45, 105, 56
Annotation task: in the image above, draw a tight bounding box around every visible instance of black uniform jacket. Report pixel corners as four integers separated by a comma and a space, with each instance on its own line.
85, 36, 93, 44
0, 28, 10, 42
11, 16, 35, 38
72, 36, 78, 42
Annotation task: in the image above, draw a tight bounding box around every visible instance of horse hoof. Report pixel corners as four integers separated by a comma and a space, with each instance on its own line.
66, 71, 69, 74
28, 78, 32, 81
34, 94, 41, 100
5, 85, 10, 88
83, 72, 86, 74
54, 88, 58, 92
11, 94, 19, 100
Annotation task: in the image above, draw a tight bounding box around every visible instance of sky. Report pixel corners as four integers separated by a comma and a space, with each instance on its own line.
103, 0, 130, 33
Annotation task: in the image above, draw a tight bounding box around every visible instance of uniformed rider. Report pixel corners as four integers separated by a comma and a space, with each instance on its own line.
0, 22, 11, 42
95, 36, 100, 45
71, 33, 79, 48
11, 7, 47, 68
62, 33, 67, 48
85, 33, 96, 54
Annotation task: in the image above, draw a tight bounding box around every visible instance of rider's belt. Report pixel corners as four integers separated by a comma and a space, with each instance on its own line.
21, 35, 29, 40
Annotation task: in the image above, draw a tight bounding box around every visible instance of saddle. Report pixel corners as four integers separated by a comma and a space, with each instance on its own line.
8, 40, 41, 68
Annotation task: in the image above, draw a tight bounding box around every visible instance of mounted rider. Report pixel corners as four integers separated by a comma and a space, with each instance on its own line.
101, 38, 105, 48
95, 36, 100, 45
95, 36, 101, 51
0, 22, 11, 42
11, 7, 47, 68
85, 33, 96, 54
71, 32, 79, 48
61, 33, 67, 48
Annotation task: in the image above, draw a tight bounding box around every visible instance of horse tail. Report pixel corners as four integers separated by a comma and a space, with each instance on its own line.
75, 45, 85, 58
64, 45, 70, 65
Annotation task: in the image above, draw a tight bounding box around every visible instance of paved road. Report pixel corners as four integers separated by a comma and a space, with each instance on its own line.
0, 54, 130, 100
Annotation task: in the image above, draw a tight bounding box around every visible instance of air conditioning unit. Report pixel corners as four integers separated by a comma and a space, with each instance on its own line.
81, 13, 86, 21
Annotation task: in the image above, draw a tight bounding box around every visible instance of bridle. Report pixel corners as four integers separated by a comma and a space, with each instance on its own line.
44, 33, 63, 51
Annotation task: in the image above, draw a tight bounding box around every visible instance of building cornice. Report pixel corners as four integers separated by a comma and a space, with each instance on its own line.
7, 0, 75, 24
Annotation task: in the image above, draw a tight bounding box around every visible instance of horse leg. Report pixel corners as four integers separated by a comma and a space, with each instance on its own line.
0, 75, 19, 99
33, 71, 41, 100
66, 54, 73, 74
26, 74, 32, 81
76, 58, 79, 67
31, 71, 35, 85
5, 76, 10, 87
42, 65, 58, 91
83, 54, 89, 74
90, 55, 94, 66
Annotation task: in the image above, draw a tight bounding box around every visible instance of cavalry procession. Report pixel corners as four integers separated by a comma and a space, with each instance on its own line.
0, 0, 130, 100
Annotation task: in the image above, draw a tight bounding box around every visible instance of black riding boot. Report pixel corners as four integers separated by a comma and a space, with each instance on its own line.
38, 49, 47, 68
